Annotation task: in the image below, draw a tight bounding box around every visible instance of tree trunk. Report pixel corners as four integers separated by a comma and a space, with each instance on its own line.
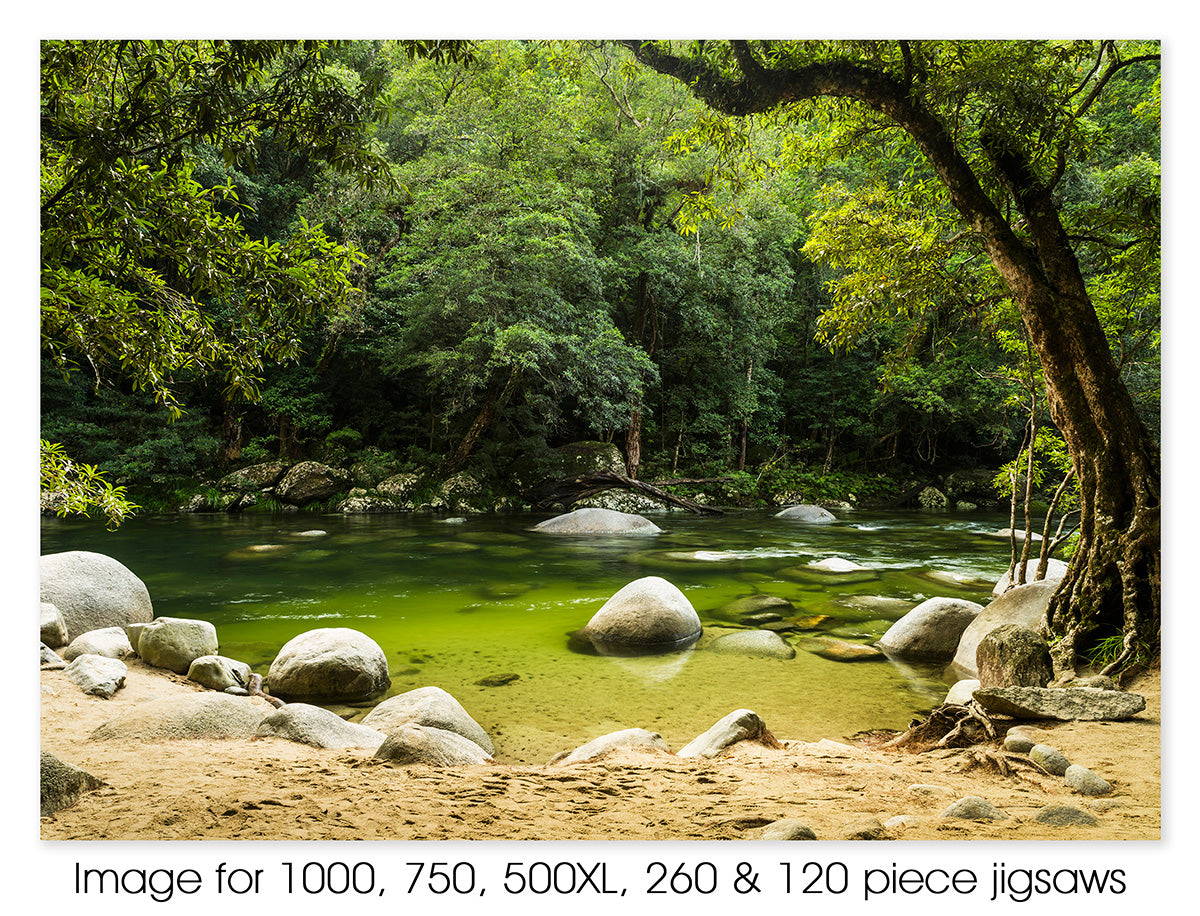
444, 366, 523, 474
626, 400, 643, 479
621, 41, 1160, 669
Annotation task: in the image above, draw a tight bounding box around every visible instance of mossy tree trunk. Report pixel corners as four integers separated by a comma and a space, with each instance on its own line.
623, 40, 1161, 669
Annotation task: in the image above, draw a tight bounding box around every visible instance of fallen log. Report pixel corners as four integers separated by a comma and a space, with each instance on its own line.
531, 470, 724, 515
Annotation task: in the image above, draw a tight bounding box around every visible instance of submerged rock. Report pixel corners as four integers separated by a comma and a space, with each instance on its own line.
708, 630, 796, 659
798, 637, 883, 662
576, 576, 701, 655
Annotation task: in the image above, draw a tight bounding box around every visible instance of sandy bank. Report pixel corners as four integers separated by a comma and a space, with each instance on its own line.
40, 659, 1159, 841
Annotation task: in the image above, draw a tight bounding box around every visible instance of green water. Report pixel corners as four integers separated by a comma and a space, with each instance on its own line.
41, 508, 1018, 763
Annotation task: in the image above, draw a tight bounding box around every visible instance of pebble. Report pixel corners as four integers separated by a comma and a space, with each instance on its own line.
1065, 764, 1113, 796
1030, 744, 1071, 776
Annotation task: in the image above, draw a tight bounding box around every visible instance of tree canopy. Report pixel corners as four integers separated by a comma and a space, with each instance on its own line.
39, 39, 1161, 670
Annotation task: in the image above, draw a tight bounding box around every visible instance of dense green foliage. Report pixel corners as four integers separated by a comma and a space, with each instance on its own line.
40, 40, 1159, 518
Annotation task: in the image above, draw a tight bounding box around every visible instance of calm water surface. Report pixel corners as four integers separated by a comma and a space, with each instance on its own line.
41, 508, 1018, 763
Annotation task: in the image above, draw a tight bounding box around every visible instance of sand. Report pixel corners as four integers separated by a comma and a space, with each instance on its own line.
40, 658, 1160, 841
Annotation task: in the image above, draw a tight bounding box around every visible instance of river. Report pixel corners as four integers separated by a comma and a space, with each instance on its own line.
41, 507, 1020, 763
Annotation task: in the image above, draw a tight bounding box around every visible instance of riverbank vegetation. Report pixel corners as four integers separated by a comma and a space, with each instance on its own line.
40, 40, 1160, 665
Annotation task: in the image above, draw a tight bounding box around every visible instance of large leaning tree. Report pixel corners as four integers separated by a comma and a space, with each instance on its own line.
622, 40, 1160, 672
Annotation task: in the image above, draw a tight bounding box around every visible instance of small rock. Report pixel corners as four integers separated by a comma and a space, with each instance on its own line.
708, 630, 796, 659
885, 814, 923, 831
1029, 744, 1071, 776
975, 624, 1054, 687
187, 655, 252, 692
65, 654, 128, 698
40, 644, 66, 669
754, 819, 817, 840
41, 752, 105, 815
475, 673, 520, 687
840, 816, 886, 839
551, 728, 671, 765
1003, 734, 1036, 753
940, 796, 1008, 821
138, 617, 220, 675
374, 724, 494, 766
40, 602, 68, 648
1034, 805, 1098, 827
1065, 764, 1113, 796
944, 679, 980, 705
257, 703, 386, 750
798, 637, 883, 662
677, 709, 774, 759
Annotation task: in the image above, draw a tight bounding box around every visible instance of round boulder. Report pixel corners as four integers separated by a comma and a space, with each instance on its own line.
361, 686, 493, 755
533, 507, 662, 535
267, 627, 390, 703
877, 597, 983, 661
374, 724, 494, 766
138, 617, 220, 675
774, 504, 835, 522
40, 551, 154, 642
577, 576, 701, 655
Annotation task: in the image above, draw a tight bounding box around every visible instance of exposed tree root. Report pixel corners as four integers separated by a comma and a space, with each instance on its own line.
882, 703, 999, 753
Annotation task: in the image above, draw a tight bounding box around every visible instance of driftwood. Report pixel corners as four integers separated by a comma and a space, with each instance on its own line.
531, 470, 724, 515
